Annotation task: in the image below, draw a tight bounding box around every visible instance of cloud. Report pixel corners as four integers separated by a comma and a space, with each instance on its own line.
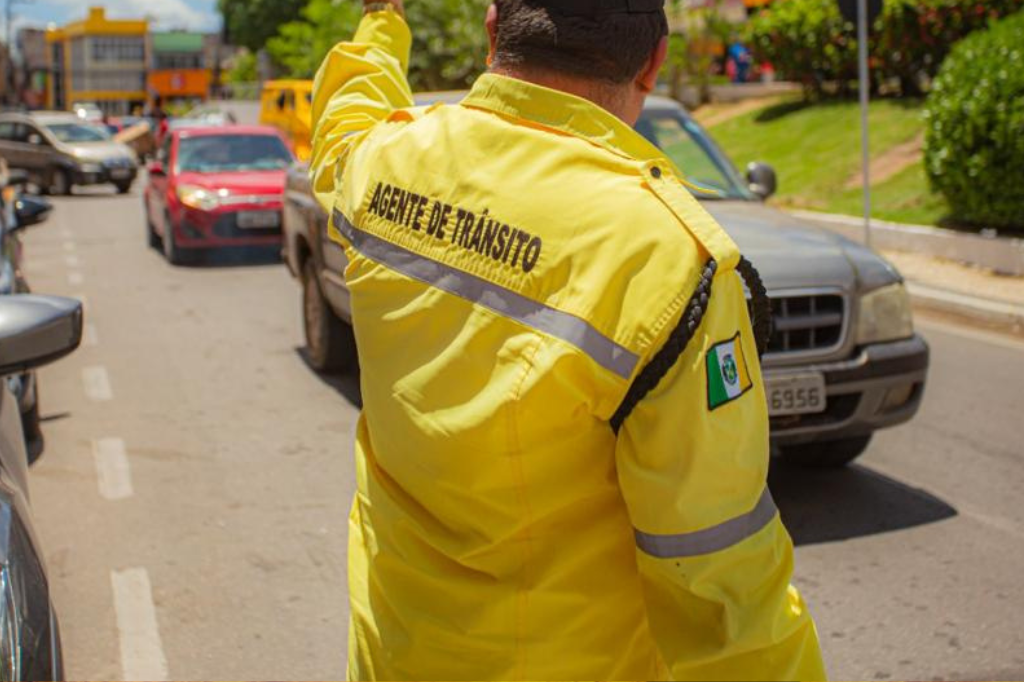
48, 0, 220, 32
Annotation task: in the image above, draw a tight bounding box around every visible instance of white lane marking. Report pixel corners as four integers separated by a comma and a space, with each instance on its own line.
93, 438, 133, 500
84, 323, 99, 347
82, 366, 113, 401
111, 568, 169, 682
917, 318, 1024, 354
63, 241, 77, 252
67, 271, 84, 286
65, 254, 81, 268
60, 228, 73, 239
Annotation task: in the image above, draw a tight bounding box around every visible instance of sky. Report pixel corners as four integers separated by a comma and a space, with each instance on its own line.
3, 0, 221, 39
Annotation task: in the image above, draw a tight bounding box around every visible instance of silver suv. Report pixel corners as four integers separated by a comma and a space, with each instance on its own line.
0, 111, 138, 195
284, 95, 929, 469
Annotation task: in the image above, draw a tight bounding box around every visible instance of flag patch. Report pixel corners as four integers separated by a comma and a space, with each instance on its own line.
706, 333, 754, 411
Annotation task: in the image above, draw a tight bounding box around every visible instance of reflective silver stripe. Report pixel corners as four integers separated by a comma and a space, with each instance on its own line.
333, 211, 639, 379
634, 488, 778, 558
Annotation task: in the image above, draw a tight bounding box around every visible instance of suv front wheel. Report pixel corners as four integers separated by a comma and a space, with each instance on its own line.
303, 258, 356, 372
779, 435, 874, 469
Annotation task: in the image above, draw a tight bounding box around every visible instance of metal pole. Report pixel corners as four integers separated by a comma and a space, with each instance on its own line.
857, 0, 871, 248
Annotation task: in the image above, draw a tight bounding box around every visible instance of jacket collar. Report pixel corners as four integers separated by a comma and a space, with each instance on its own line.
460, 73, 667, 163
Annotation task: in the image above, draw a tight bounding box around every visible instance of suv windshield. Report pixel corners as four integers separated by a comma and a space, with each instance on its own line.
635, 112, 753, 200
46, 123, 111, 143
178, 134, 293, 173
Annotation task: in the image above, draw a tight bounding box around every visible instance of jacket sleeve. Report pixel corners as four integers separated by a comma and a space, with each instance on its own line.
614, 269, 827, 681
309, 9, 414, 214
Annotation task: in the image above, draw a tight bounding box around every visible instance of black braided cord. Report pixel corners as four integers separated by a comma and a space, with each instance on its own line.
610, 259, 718, 435
609, 256, 773, 436
737, 256, 773, 358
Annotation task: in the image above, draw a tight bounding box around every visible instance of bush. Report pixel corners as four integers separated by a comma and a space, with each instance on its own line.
923, 11, 1024, 231
745, 0, 1024, 96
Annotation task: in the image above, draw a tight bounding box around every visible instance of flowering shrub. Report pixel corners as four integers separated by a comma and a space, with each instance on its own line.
745, 0, 1024, 96
924, 11, 1024, 230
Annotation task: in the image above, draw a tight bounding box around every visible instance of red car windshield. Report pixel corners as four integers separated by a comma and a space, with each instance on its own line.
178, 135, 292, 173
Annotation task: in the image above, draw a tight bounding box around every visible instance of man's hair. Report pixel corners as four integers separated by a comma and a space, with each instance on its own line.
492, 0, 668, 85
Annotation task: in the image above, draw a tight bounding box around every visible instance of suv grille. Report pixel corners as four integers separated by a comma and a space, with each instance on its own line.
767, 294, 845, 355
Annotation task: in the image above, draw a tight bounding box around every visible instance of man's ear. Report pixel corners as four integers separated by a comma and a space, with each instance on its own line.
486, 4, 499, 67
637, 36, 669, 93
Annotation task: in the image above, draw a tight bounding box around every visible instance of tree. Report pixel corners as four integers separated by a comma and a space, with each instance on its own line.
266, 0, 362, 79
661, 0, 733, 106
219, 0, 308, 53
265, 0, 490, 89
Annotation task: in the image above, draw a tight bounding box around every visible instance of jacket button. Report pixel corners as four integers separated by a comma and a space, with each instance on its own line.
651, 166, 662, 179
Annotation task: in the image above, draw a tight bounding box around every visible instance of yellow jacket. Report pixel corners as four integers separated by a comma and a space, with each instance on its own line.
311, 9, 826, 681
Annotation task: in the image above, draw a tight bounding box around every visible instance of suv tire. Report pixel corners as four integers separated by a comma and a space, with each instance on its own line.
22, 390, 44, 466
48, 168, 72, 196
779, 435, 873, 469
303, 258, 356, 372
115, 180, 133, 194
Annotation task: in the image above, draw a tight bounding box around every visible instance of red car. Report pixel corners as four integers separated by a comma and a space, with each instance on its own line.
144, 126, 295, 264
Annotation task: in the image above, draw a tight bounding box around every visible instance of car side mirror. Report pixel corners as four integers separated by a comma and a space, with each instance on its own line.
147, 160, 166, 177
0, 295, 83, 377
27, 134, 44, 146
13, 196, 53, 229
746, 162, 777, 200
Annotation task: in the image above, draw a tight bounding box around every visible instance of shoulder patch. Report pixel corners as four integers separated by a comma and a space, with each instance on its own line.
706, 332, 753, 411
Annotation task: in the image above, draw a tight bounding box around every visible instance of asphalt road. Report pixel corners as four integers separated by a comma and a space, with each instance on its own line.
17, 185, 1024, 681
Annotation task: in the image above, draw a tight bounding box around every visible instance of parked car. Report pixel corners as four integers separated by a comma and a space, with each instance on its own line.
0, 293, 83, 681
1, 163, 54, 463
259, 80, 313, 162
284, 94, 929, 468
143, 126, 295, 265
0, 112, 138, 195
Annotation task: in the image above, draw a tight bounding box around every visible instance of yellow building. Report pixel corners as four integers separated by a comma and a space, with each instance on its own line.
46, 7, 149, 115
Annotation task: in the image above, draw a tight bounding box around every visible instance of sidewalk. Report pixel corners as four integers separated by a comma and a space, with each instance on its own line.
790, 211, 1024, 335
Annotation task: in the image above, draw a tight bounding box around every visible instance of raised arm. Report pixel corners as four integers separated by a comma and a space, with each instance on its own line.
309, 0, 414, 213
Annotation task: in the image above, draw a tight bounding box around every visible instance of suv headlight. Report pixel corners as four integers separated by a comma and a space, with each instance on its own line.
856, 282, 914, 345
178, 185, 227, 212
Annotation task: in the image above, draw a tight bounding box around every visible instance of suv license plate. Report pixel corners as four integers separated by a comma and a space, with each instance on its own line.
110, 168, 132, 179
765, 373, 827, 417
237, 211, 280, 229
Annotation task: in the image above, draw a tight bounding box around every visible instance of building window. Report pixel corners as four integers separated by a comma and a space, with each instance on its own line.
154, 52, 204, 70
91, 37, 145, 63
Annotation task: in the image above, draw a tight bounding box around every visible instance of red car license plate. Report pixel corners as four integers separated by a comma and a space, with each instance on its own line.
237, 211, 280, 229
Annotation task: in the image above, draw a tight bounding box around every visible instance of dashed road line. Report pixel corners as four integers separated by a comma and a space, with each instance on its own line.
65, 254, 81, 268
84, 323, 99, 347
93, 438, 133, 501
63, 241, 76, 252
111, 568, 169, 682
82, 366, 113, 401
60, 228, 73, 239
67, 271, 84, 286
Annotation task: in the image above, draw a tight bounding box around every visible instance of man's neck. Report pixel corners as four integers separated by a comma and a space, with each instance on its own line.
489, 64, 632, 123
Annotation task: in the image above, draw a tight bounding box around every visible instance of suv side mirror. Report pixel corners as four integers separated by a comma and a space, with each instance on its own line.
147, 160, 166, 177
27, 134, 44, 146
0, 296, 83, 377
13, 196, 53, 229
746, 162, 777, 200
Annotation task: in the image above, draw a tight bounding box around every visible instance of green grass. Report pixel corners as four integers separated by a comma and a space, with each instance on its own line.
706, 97, 951, 226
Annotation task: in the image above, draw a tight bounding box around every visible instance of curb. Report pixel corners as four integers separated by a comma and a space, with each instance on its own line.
906, 281, 1024, 332
789, 210, 1024, 276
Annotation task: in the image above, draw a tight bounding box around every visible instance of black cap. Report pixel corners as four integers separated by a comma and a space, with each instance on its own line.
540, 0, 665, 16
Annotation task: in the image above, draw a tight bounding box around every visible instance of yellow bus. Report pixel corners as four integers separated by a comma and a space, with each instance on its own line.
259, 80, 314, 162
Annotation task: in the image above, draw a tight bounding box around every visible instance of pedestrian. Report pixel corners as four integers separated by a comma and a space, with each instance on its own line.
310, 1, 827, 679
728, 34, 753, 83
